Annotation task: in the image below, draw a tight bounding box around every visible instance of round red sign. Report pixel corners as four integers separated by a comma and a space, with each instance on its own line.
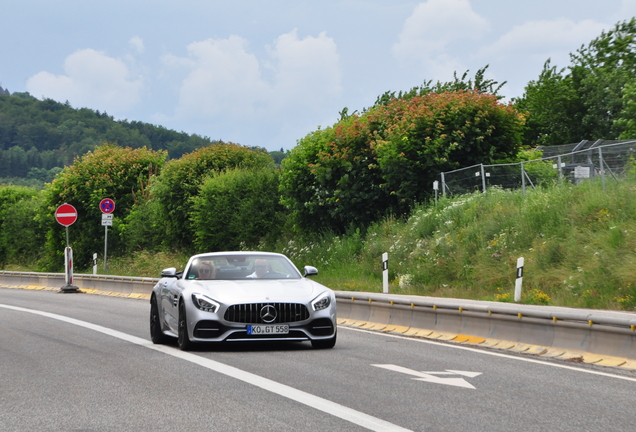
55, 203, 78, 226
99, 198, 115, 214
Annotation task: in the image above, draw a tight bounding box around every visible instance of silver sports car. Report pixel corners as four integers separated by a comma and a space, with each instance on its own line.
150, 251, 337, 350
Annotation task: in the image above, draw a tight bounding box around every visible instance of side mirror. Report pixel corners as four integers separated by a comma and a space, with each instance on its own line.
161, 267, 178, 278
303, 266, 318, 277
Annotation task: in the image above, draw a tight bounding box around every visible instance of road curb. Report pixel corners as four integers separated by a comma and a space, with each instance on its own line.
337, 318, 636, 370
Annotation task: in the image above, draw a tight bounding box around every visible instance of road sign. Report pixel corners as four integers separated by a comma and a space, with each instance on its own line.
101, 213, 113, 226
55, 204, 78, 227
99, 198, 115, 214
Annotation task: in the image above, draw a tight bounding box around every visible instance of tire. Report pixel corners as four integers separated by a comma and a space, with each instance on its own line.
150, 295, 168, 344
311, 331, 337, 349
178, 301, 193, 351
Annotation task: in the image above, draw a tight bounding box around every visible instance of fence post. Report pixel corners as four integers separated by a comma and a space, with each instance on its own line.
441, 172, 446, 197
433, 180, 439, 205
557, 155, 563, 183
598, 147, 606, 191
480, 164, 487, 193
521, 162, 526, 196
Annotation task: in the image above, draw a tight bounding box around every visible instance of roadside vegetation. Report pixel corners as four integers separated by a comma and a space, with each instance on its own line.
3, 19, 636, 312
4, 172, 634, 311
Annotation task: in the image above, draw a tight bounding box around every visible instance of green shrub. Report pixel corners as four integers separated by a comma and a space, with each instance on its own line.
191, 168, 287, 252
0, 185, 45, 266
280, 91, 526, 234
42, 143, 167, 271
152, 143, 274, 250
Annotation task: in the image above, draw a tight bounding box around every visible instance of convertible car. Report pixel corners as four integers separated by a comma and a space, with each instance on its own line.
149, 251, 337, 350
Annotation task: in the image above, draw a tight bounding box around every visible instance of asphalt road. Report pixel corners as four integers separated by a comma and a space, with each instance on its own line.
1, 288, 635, 432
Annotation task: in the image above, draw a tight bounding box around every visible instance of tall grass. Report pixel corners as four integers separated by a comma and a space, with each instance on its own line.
304, 178, 636, 310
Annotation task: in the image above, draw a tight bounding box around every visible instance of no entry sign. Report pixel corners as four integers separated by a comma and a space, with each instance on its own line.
55, 203, 78, 226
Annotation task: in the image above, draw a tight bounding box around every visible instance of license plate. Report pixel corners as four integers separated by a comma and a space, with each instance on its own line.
247, 324, 289, 335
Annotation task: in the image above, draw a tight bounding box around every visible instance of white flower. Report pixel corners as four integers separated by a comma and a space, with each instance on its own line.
398, 274, 413, 289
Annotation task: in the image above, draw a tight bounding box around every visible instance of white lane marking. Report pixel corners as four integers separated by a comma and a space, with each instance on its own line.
0, 304, 411, 432
372, 364, 478, 389
342, 326, 636, 383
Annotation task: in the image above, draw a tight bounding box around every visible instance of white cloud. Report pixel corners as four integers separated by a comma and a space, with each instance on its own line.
167, 30, 342, 146
392, 0, 489, 76
617, 0, 636, 18
268, 30, 341, 110
479, 19, 607, 64
129, 36, 145, 54
26, 49, 143, 113
173, 35, 270, 118
476, 18, 608, 99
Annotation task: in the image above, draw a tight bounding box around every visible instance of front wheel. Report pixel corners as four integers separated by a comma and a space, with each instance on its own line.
150, 295, 168, 344
178, 301, 193, 351
311, 331, 337, 349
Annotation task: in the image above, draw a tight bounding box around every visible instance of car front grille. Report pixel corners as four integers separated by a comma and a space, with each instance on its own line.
224, 303, 310, 324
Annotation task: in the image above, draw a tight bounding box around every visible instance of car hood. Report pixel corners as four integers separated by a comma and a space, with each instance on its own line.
183, 278, 330, 304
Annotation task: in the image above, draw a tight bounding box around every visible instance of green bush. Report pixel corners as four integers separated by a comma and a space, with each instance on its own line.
152, 143, 274, 250
42, 143, 167, 271
0, 185, 45, 266
280, 121, 388, 234
373, 90, 525, 213
280, 91, 526, 234
191, 168, 287, 252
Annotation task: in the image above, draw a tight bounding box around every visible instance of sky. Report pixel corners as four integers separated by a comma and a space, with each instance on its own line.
2, 0, 636, 151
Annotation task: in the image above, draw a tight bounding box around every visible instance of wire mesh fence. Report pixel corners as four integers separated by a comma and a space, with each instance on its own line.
439, 139, 636, 196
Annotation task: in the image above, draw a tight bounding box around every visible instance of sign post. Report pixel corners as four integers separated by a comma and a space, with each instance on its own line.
99, 198, 115, 272
55, 203, 79, 293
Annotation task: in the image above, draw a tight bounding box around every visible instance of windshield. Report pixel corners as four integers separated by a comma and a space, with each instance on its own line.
185, 254, 302, 281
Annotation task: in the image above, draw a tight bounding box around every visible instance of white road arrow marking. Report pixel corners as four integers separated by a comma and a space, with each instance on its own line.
372, 364, 480, 389
446, 370, 482, 378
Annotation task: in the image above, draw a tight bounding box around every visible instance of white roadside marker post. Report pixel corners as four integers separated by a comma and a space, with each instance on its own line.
514, 257, 524, 302
382, 252, 389, 294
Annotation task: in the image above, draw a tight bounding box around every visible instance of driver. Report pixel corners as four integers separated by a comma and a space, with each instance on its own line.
198, 261, 216, 280
246, 259, 269, 278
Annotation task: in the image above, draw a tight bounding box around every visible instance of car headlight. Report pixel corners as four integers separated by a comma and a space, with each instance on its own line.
191, 293, 220, 313
311, 292, 331, 311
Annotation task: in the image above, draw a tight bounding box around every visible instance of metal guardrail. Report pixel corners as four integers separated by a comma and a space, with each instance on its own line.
2, 271, 635, 360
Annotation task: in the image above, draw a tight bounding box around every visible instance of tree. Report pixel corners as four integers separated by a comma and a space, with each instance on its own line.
280, 91, 525, 233
280, 119, 387, 233
373, 65, 506, 107
374, 91, 525, 213
614, 81, 636, 138
42, 144, 167, 271
517, 18, 636, 145
514, 60, 583, 146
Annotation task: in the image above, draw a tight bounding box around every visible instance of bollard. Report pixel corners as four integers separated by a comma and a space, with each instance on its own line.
382, 252, 389, 294
514, 257, 524, 302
